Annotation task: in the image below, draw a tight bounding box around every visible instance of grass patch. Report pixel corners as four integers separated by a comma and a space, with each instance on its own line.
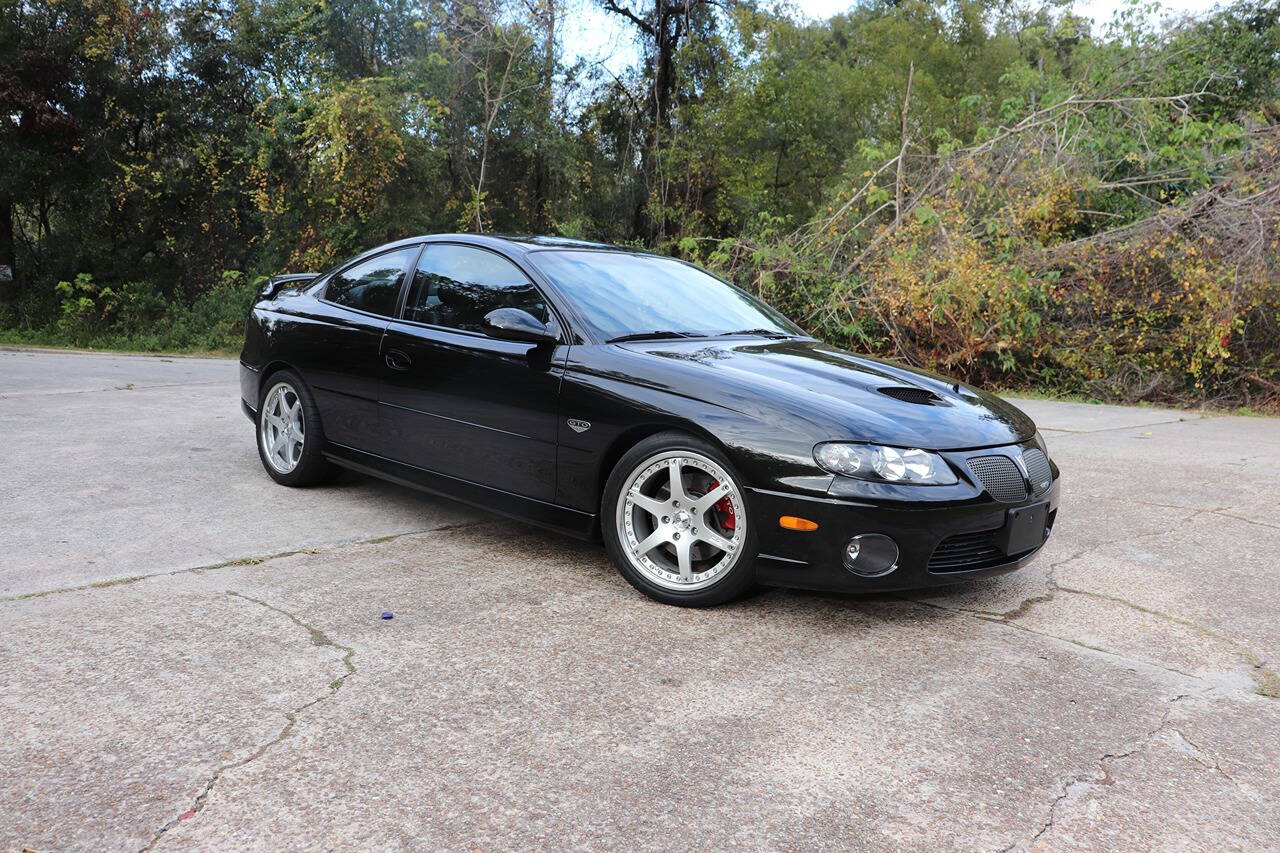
0, 329, 237, 359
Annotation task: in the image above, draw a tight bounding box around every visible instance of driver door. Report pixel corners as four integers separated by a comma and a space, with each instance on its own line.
379, 244, 567, 502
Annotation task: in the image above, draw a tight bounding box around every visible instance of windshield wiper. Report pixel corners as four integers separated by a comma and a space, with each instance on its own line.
606, 330, 702, 343
713, 328, 794, 339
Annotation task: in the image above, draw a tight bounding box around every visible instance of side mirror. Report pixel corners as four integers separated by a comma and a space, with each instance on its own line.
482, 308, 557, 344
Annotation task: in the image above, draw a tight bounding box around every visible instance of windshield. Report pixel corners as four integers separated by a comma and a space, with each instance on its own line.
527, 250, 805, 342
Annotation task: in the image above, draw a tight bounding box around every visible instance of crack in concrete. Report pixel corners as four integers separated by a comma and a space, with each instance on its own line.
989, 505, 1214, 621
225, 591, 357, 686
0, 379, 229, 400
2, 519, 494, 604
1004, 693, 1192, 851
1096, 497, 1280, 534
1052, 587, 1280, 700
911, 508, 1198, 627
1167, 728, 1243, 788
1207, 510, 1280, 533
140, 591, 357, 851
915, 580, 1280, 699
909, 596, 1214, 685
1026, 415, 1205, 436
914, 501, 1280, 699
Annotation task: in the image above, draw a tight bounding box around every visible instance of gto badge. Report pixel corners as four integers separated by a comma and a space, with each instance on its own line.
567, 418, 591, 433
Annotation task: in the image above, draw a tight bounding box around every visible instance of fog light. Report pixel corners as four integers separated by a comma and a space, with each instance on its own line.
843, 534, 899, 577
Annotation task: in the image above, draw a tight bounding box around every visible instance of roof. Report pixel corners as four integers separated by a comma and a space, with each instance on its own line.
378, 233, 651, 257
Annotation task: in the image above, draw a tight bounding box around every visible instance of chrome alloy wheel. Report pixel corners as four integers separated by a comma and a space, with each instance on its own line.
615, 450, 746, 592
259, 381, 305, 474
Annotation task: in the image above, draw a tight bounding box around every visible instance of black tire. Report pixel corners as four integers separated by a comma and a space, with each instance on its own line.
255, 369, 338, 487
602, 431, 758, 607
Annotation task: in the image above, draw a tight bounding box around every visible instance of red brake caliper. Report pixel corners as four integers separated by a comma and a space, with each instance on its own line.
708, 480, 736, 530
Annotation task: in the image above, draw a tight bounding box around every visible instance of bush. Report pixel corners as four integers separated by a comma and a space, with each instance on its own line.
17, 270, 261, 354
711, 108, 1280, 409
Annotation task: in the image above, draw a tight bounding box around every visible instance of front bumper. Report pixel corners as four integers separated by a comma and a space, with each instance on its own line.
749, 473, 1060, 594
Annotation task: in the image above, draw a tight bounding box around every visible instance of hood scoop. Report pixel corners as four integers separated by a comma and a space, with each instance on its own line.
878, 386, 949, 406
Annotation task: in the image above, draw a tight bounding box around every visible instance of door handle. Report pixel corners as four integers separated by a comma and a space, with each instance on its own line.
385, 349, 412, 371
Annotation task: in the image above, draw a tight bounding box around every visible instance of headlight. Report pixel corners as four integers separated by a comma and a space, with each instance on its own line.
814, 442, 958, 485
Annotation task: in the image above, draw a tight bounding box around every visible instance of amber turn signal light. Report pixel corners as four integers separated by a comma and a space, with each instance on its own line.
779, 515, 819, 531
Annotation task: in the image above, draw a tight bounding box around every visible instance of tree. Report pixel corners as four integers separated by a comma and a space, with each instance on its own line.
447, 4, 539, 231
597, 0, 736, 241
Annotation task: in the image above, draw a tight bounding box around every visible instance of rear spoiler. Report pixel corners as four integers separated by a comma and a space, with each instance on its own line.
260, 272, 319, 299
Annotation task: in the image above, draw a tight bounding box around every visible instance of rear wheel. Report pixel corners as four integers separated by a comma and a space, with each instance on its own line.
256, 370, 337, 486
602, 432, 757, 606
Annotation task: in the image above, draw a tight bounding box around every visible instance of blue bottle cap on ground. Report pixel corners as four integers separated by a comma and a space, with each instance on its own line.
381, 610, 394, 620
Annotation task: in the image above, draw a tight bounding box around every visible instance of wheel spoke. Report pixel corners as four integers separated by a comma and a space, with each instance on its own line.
667, 459, 688, 503
696, 528, 734, 554
675, 537, 693, 579
690, 484, 730, 516
628, 491, 667, 518
634, 529, 668, 556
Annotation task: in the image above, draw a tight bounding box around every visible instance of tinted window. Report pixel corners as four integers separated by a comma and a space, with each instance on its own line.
405, 245, 547, 332
325, 249, 415, 316
527, 250, 802, 341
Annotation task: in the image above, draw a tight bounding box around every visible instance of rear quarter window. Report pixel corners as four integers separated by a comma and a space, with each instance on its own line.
325, 248, 417, 316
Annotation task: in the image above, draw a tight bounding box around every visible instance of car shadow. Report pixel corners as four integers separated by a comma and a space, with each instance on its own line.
314, 480, 1008, 628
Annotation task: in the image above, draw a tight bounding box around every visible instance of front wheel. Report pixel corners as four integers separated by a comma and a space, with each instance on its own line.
602, 432, 758, 606
256, 370, 337, 486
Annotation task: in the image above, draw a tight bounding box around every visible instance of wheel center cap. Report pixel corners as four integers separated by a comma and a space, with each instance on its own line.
673, 510, 692, 530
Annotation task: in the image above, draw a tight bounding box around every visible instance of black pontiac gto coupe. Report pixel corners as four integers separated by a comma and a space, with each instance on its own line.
240, 234, 1059, 606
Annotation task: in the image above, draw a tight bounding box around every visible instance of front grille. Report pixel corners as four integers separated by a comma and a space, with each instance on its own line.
1023, 448, 1053, 496
878, 386, 944, 405
968, 455, 1028, 502
927, 529, 1008, 573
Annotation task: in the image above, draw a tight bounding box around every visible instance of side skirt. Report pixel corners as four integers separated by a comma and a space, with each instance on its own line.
322, 442, 598, 540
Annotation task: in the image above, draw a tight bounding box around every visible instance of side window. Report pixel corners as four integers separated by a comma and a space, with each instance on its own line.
404, 245, 547, 332
325, 248, 416, 317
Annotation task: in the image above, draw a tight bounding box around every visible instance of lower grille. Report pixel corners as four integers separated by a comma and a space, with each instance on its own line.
968, 455, 1028, 502
927, 529, 1009, 572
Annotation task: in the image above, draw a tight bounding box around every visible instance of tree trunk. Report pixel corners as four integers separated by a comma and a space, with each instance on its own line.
0, 193, 16, 303
600, 0, 689, 243
893, 62, 914, 229
634, 0, 681, 243
532, 0, 556, 232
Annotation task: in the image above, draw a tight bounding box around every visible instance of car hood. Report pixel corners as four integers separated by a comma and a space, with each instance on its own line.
620, 338, 1036, 450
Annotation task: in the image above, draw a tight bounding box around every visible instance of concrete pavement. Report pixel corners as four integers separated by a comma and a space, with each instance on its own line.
0, 348, 480, 597
1, 349, 1277, 849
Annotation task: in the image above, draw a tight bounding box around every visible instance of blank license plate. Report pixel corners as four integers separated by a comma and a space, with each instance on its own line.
995, 501, 1049, 555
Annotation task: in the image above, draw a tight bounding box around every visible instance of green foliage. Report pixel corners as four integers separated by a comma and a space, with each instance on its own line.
37, 271, 257, 353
